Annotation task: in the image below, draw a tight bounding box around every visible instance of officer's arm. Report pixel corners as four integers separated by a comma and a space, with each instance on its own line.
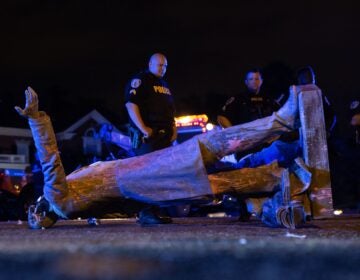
217, 115, 232, 128
125, 102, 153, 138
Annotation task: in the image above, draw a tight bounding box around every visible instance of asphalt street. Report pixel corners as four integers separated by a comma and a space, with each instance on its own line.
1, 215, 360, 280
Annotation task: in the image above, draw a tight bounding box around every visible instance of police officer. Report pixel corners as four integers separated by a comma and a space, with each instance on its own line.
214, 68, 280, 219
125, 53, 177, 156
125, 53, 177, 224
217, 68, 279, 129
217, 68, 279, 163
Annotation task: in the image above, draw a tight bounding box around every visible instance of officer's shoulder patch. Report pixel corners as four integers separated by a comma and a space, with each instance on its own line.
221, 97, 235, 111
131, 78, 142, 88
350, 100, 359, 110
225, 96, 235, 106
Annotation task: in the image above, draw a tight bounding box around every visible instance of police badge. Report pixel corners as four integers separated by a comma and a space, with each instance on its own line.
131, 79, 142, 88
350, 100, 359, 110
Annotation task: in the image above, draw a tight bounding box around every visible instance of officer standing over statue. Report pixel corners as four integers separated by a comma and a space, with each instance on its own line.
124, 53, 177, 156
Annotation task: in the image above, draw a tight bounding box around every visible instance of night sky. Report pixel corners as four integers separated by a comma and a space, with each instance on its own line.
1, 0, 359, 131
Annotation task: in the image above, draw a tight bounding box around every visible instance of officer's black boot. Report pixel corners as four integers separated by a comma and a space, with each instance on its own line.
238, 199, 251, 222
137, 206, 173, 226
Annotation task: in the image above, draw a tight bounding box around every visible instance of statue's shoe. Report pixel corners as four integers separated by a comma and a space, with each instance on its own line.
28, 196, 58, 229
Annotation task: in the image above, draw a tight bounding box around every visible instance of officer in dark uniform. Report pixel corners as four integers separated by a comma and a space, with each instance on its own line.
218, 68, 279, 127
125, 53, 177, 225
217, 68, 279, 159
213, 69, 279, 219
125, 53, 176, 156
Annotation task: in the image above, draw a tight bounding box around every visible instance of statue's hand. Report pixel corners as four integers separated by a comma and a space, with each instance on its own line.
14, 86, 40, 118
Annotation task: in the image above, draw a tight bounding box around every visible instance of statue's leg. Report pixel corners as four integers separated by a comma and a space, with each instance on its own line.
208, 162, 283, 224
208, 161, 283, 195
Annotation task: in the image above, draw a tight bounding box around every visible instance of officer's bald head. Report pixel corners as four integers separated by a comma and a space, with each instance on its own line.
149, 53, 168, 78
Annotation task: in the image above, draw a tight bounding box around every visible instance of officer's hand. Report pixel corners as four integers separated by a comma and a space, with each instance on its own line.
142, 127, 153, 138
14, 86, 40, 119
351, 114, 360, 126
170, 125, 177, 142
